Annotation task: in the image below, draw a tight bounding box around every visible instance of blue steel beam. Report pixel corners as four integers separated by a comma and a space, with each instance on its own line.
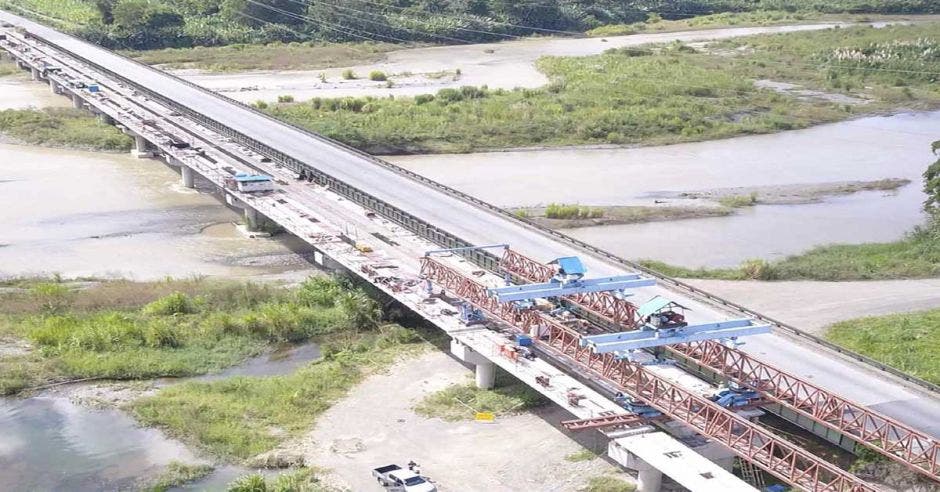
582, 319, 772, 353
487, 275, 655, 303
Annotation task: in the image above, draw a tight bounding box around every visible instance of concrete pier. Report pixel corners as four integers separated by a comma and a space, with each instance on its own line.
636, 467, 663, 492
132, 134, 153, 158
49, 80, 58, 94
180, 165, 195, 188
71, 93, 83, 109
244, 207, 259, 231
474, 361, 496, 389
30, 67, 39, 80
98, 113, 114, 125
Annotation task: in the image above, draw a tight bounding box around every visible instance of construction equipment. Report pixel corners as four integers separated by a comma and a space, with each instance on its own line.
487, 256, 654, 303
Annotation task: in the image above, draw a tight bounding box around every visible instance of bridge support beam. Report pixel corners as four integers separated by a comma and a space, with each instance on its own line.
475, 361, 496, 389
244, 207, 260, 231
450, 338, 496, 389
71, 93, 84, 109
30, 67, 39, 80
180, 165, 195, 188
49, 80, 58, 94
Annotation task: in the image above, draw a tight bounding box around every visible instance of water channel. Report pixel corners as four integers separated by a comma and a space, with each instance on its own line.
0, 343, 321, 491
390, 111, 940, 267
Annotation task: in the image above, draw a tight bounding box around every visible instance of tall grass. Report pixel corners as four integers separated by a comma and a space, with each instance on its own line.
130, 325, 424, 459
0, 276, 381, 394
413, 373, 547, 422
544, 203, 605, 220
0, 108, 132, 151
826, 308, 940, 384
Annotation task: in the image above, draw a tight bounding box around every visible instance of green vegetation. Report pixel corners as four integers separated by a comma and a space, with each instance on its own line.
825, 308, 940, 384
587, 10, 818, 37
0, 108, 132, 151
268, 23, 940, 154
413, 373, 547, 422
227, 468, 333, 492
341, 68, 357, 80
516, 204, 733, 228
565, 448, 600, 462
126, 41, 401, 72
369, 70, 388, 81
718, 192, 759, 208
146, 461, 215, 492
0, 58, 21, 77
277, 95, 295, 103
545, 203, 605, 220
131, 325, 424, 459
583, 475, 636, 492
8, 0, 938, 51
0, 276, 380, 395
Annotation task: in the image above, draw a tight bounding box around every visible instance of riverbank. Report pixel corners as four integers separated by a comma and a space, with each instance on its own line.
0, 276, 371, 395
0, 107, 132, 152
262, 22, 940, 155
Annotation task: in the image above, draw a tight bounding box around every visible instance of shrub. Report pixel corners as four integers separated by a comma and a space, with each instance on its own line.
253, 100, 268, 109
143, 292, 197, 316
414, 94, 435, 105
368, 70, 387, 81
276, 94, 294, 103
341, 69, 356, 80
30, 283, 72, 314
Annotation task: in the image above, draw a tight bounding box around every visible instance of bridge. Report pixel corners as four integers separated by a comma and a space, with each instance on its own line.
3, 10, 939, 491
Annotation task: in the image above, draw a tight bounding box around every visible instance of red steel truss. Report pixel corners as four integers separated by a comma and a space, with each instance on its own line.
500, 249, 638, 325
498, 249, 939, 484
421, 256, 877, 492
668, 341, 940, 482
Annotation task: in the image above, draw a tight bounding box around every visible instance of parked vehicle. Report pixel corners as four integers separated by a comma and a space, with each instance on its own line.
372, 464, 437, 492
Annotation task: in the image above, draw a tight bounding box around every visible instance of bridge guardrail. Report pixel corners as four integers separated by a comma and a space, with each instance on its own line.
23, 23, 940, 396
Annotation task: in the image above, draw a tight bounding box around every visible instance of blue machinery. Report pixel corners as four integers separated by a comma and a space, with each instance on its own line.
425, 247, 771, 354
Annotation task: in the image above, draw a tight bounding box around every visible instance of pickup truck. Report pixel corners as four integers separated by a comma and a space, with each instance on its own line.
372, 464, 437, 492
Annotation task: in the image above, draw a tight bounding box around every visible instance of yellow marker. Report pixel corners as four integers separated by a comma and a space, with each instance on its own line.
475, 412, 495, 422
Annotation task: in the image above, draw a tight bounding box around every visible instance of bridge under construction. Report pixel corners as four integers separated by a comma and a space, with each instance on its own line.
2, 10, 938, 491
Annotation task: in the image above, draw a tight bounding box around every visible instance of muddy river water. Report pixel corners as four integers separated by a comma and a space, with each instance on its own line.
390, 110, 940, 267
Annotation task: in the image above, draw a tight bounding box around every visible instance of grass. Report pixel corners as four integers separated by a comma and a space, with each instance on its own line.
0, 58, 21, 77
413, 372, 547, 422
640, 219, 940, 281
718, 193, 759, 208
227, 468, 334, 492
0, 108, 132, 151
586, 10, 820, 37
583, 475, 636, 492
565, 448, 600, 462
825, 308, 940, 385
145, 461, 214, 492
515, 204, 733, 228
125, 42, 403, 72
130, 325, 425, 460
267, 22, 940, 154
0, 276, 380, 395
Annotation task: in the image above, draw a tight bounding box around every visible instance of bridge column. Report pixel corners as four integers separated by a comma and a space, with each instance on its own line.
71, 93, 84, 109
475, 361, 496, 389
49, 81, 59, 94
244, 207, 260, 231
636, 466, 662, 492
132, 134, 153, 158
30, 67, 39, 80
98, 113, 114, 125
180, 165, 195, 188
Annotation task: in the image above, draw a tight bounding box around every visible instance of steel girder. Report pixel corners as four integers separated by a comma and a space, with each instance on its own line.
501, 249, 938, 485
421, 256, 877, 492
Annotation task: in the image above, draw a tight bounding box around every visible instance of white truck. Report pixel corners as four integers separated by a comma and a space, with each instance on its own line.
372, 464, 437, 492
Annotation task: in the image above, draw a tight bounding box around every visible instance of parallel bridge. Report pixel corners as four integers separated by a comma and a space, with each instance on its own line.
3, 11, 939, 491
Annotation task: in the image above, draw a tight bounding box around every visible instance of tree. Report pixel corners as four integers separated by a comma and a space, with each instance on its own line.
924, 140, 940, 215
221, 0, 307, 27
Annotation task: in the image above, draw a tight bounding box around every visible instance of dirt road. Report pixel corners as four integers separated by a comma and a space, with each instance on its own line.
292, 350, 630, 492
684, 278, 940, 334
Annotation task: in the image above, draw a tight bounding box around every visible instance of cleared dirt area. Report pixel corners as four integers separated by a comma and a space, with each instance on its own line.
286, 350, 631, 492
684, 278, 940, 334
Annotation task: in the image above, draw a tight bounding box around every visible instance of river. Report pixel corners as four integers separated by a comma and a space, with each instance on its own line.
390, 111, 940, 267
0, 342, 321, 491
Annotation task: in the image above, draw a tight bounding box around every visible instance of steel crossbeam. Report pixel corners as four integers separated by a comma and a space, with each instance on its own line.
499, 249, 939, 484
561, 413, 657, 431
421, 256, 877, 492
